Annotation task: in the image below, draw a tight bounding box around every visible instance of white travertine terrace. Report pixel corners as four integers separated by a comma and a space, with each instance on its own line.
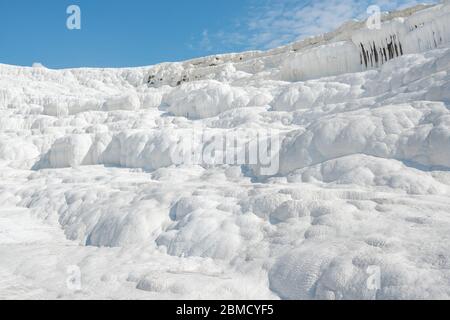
0, 2, 450, 300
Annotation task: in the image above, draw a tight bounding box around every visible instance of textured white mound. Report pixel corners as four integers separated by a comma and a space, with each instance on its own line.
1, 2, 450, 300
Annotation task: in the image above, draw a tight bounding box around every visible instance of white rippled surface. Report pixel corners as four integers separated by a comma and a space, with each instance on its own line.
0, 3, 450, 300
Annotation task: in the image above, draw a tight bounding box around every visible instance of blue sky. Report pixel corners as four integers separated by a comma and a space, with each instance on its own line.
0, 0, 434, 68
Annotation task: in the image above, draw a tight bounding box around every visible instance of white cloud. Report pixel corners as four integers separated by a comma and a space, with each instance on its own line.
199, 30, 213, 52
196, 0, 436, 52
243, 0, 436, 49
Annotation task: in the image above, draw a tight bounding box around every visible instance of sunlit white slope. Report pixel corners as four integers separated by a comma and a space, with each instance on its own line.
0, 2, 450, 300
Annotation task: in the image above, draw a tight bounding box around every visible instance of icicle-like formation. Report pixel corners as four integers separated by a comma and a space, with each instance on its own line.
280, 42, 361, 81
280, 2, 450, 81
352, 3, 450, 69
402, 4, 450, 53
144, 2, 450, 85
352, 19, 407, 69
